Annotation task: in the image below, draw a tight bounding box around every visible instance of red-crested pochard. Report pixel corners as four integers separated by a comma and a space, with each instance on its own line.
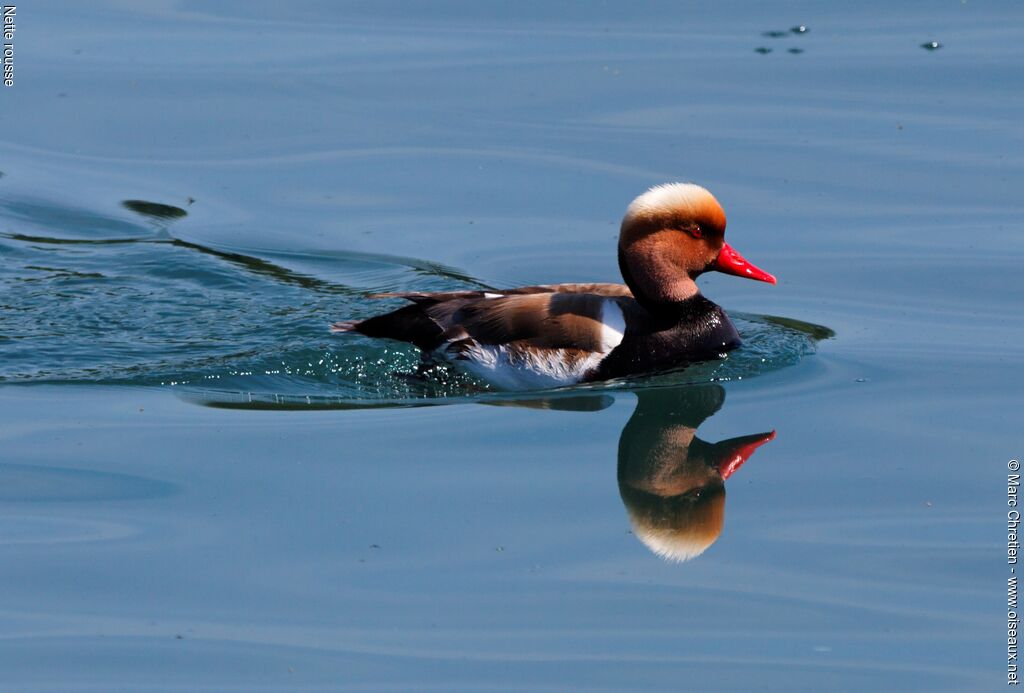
332, 183, 775, 389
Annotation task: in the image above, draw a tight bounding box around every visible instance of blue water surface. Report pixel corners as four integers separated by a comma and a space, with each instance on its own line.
1, 1, 1022, 690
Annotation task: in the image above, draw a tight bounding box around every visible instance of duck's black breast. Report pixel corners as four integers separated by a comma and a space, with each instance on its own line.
588, 294, 741, 381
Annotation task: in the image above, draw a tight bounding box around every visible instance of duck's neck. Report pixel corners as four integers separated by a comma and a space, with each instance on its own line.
618, 246, 700, 314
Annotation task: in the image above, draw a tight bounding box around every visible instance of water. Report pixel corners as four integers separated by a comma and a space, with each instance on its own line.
2, 1, 1022, 690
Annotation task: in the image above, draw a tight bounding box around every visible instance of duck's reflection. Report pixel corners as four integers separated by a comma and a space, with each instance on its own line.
191, 381, 773, 562
617, 384, 774, 561
482, 383, 774, 561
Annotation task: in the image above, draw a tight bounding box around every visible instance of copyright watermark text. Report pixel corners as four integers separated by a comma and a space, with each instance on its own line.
1009, 458, 1020, 684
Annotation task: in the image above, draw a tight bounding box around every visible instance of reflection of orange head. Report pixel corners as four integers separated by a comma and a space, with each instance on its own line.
617, 384, 773, 562
620, 483, 726, 561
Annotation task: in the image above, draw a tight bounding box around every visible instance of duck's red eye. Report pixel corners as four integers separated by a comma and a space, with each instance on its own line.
690, 227, 703, 239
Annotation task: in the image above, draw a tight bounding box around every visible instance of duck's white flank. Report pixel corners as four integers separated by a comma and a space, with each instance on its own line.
600, 299, 626, 352
442, 298, 626, 390
452, 346, 605, 390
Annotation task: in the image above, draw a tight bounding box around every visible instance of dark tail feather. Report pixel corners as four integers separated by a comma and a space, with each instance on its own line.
331, 303, 444, 351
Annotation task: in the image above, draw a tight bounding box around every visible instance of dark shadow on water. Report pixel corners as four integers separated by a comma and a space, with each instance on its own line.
121, 199, 188, 221
759, 314, 835, 341
481, 393, 615, 412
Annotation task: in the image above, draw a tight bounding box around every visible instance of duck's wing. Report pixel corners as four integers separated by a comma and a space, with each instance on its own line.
437, 291, 628, 353
337, 285, 633, 356
370, 283, 633, 305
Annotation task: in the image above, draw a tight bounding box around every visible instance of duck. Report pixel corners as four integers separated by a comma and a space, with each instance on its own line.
331, 183, 776, 389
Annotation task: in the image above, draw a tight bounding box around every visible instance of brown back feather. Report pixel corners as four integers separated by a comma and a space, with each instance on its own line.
370, 283, 632, 303
436, 292, 617, 352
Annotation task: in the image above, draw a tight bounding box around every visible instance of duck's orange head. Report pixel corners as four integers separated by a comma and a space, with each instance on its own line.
618, 183, 775, 305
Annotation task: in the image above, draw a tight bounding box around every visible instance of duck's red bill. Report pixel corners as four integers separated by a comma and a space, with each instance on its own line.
713, 242, 777, 284
716, 430, 777, 480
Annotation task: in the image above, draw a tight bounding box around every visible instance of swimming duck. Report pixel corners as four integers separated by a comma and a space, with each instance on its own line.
332, 183, 775, 389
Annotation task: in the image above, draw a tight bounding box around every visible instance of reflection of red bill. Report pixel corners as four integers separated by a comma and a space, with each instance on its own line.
717, 430, 777, 480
